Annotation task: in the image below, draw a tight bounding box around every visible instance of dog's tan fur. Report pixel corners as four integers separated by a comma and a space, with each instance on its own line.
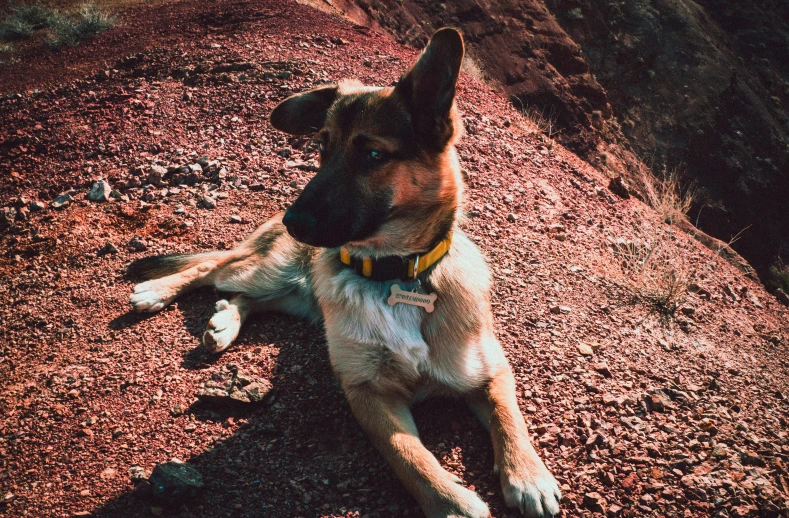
129, 28, 560, 518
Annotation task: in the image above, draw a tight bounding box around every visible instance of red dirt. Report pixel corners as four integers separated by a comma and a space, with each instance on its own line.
1, 1, 788, 517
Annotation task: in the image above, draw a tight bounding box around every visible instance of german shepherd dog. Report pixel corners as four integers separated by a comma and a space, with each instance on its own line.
129, 28, 561, 518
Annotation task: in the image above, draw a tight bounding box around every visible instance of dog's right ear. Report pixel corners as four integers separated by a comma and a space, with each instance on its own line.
270, 84, 338, 135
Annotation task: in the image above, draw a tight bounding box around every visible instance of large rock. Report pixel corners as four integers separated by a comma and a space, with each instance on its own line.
196, 364, 272, 405
149, 459, 203, 501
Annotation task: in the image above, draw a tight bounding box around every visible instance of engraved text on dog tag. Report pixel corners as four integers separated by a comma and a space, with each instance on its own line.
387, 284, 438, 313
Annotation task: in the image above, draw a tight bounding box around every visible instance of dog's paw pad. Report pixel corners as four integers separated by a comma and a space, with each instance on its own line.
501, 470, 561, 518
130, 282, 172, 313
203, 302, 241, 354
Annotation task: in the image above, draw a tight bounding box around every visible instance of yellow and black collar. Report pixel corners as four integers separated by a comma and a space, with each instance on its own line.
340, 232, 453, 282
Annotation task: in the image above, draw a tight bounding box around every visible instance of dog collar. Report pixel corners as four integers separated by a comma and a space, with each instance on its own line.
340, 232, 453, 282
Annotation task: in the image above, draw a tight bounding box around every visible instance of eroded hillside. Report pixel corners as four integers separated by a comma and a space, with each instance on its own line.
1, 1, 788, 517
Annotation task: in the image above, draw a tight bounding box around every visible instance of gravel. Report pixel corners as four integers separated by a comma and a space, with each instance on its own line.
0, 1, 787, 517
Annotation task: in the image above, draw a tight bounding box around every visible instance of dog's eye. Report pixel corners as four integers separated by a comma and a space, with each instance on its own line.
367, 149, 385, 161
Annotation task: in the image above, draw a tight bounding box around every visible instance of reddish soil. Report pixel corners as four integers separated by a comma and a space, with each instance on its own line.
1, 1, 789, 517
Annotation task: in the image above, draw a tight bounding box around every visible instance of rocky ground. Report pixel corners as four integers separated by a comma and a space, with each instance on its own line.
1, 0, 789, 517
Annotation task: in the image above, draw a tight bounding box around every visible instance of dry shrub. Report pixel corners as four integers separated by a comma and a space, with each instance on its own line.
47, 3, 115, 49
461, 54, 487, 84
611, 225, 696, 315
520, 104, 556, 140
640, 167, 695, 225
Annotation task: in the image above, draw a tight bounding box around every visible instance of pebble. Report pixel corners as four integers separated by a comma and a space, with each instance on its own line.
593, 362, 612, 378
577, 343, 595, 356
608, 176, 631, 199
88, 180, 111, 202
97, 242, 118, 256
230, 215, 243, 224
30, 200, 46, 211
128, 236, 148, 251
200, 195, 216, 209
507, 213, 518, 223
51, 193, 73, 209
148, 165, 167, 186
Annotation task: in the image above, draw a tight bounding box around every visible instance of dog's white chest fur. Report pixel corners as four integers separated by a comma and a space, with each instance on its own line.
315, 267, 430, 368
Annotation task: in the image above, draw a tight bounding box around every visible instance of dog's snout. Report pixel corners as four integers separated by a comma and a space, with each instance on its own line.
283, 210, 317, 243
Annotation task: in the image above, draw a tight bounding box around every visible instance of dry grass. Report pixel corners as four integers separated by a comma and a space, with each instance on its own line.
640, 167, 695, 225
461, 54, 487, 84
47, 2, 115, 48
611, 225, 696, 316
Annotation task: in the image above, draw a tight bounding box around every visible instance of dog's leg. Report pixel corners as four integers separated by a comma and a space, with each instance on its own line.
203, 294, 262, 353
344, 386, 490, 518
130, 257, 224, 313
466, 367, 561, 518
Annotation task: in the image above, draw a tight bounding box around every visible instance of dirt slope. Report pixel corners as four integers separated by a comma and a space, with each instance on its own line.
1, 1, 789, 517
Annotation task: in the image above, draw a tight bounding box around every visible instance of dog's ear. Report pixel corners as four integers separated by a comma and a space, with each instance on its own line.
395, 28, 464, 149
270, 84, 338, 135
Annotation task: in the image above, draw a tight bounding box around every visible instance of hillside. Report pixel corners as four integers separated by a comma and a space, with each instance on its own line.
1, 0, 789, 517
332, 0, 789, 295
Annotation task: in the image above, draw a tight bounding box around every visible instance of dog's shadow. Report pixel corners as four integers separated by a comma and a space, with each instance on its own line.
91, 289, 507, 518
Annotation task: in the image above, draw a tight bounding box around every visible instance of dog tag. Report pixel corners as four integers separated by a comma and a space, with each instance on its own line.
387, 283, 438, 313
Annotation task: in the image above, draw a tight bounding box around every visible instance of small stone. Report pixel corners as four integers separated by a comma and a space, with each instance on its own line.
277, 147, 292, 158
200, 195, 216, 209
583, 492, 606, 513
711, 444, 729, 459
680, 306, 696, 316
148, 165, 167, 186
647, 391, 670, 412
740, 451, 766, 467
507, 213, 518, 223
88, 180, 111, 202
30, 200, 46, 211
51, 193, 73, 209
608, 176, 631, 199
97, 242, 118, 256
149, 460, 204, 502
77, 428, 93, 437
230, 215, 243, 224
593, 362, 612, 378
723, 285, 741, 302
128, 236, 148, 252
577, 343, 594, 356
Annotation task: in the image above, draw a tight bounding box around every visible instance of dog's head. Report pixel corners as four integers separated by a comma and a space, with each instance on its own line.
270, 28, 465, 255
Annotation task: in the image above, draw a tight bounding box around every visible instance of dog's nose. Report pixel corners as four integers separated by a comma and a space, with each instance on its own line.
282, 210, 317, 243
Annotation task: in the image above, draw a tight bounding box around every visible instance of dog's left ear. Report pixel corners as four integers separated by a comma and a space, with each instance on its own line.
270, 83, 338, 135
395, 28, 464, 149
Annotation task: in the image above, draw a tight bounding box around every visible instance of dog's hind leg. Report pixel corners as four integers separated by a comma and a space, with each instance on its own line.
129, 252, 228, 313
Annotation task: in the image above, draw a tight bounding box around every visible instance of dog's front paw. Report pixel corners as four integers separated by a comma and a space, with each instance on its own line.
427, 483, 490, 518
500, 463, 561, 518
203, 300, 241, 354
130, 281, 174, 312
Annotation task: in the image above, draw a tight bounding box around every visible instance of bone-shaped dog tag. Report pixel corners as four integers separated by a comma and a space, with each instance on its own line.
387, 284, 438, 313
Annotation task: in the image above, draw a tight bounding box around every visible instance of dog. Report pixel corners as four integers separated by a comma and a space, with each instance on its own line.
128, 28, 561, 518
